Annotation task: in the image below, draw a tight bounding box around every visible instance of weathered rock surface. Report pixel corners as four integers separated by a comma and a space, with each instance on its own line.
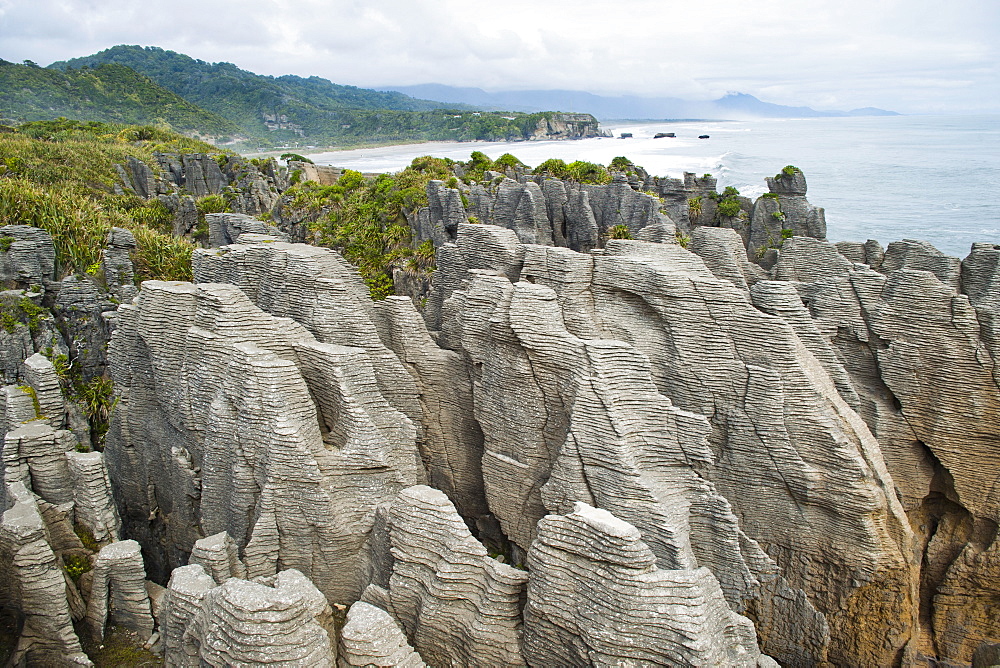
188, 531, 246, 585
375, 297, 487, 519
770, 237, 1000, 665
206, 212, 288, 247
162, 566, 334, 667
66, 451, 120, 543
0, 224, 57, 289
339, 601, 425, 668
102, 227, 138, 301
0, 481, 91, 666
749, 171, 826, 258
155, 153, 227, 198
689, 225, 768, 290
106, 280, 422, 601
85, 539, 154, 641
3, 422, 77, 506
881, 239, 962, 291
416, 175, 677, 255
382, 485, 527, 667
524, 503, 764, 667
53, 275, 117, 381
192, 240, 421, 428
428, 223, 916, 665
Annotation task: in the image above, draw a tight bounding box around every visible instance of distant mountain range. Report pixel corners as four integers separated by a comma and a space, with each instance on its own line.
380, 85, 900, 120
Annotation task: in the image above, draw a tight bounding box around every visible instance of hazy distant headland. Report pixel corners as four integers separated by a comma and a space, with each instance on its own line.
381, 85, 900, 121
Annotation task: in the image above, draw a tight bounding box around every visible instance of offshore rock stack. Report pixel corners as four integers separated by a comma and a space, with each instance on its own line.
0, 165, 998, 667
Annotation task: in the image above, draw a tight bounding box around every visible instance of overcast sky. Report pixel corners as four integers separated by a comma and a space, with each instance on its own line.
1, 0, 997, 113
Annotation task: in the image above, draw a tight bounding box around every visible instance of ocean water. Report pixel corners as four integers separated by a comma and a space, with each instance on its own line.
309, 114, 1000, 258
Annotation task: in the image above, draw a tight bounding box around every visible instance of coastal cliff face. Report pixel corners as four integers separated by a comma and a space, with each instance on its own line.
0, 163, 998, 667
527, 112, 604, 140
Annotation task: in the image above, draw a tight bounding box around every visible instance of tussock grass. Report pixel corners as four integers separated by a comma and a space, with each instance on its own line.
0, 120, 205, 281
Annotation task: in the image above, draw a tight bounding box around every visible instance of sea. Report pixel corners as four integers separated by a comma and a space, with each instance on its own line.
307, 114, 1000, 258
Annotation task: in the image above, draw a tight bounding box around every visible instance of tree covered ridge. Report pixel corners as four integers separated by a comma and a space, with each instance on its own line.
0, 59, 239, 137
41, 45, 600, 148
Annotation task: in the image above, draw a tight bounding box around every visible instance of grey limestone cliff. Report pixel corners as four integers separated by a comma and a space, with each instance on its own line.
425, 222, 916, 666
161, 566, 334, 667
378, 485, 527, 667
105, 279, 423, 602
524, 503, 764, 667
338, 601, 425, 668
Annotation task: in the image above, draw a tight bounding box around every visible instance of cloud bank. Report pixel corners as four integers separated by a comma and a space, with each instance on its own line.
1, 0, 996, 113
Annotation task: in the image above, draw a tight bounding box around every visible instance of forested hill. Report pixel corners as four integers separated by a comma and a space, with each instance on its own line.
43, 45, 599, 148
50, 45, 453, 119
0, 59, 240, 137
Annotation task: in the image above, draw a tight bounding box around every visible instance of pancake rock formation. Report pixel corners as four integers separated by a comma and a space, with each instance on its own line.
1, 161, 998, 667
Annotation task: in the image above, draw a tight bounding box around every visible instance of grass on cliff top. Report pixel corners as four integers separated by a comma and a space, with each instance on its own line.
292, 155, 451, 299
285, 151, 625, 300
0, 119, 220, 280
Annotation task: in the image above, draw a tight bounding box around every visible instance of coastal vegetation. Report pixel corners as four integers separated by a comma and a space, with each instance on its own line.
292, 157, 453, 298
533, 158, 612, 184
0, 118, 206, 280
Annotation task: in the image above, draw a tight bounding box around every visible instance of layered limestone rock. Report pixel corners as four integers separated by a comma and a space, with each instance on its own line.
160, 564, 217, 666
162, 566, 334, 667
0, 224, 57, 289
53, 275, 117, 381
374, 297, 486, 518
102, 227, 138, 301
428, 223, 916, 666
206, 212, 287, 247
689, 225, 768, 290
85, 539, 154, 641
106, 280, 422, 601
412, 180, 467, 247
154, 153, 227, 198
189, 531, 246, 584
66, 451, 120, 543
220, 156, 283, 216
339, 601, 425, 668
435, 245, 818, 663
524, 503, 764, 667
381, 485, 527, 667
22, 352, 65, 424
767, 237, 1000, 664
749, 170, 826, 258
192, 240, 421, 428
416, 175, 677, 256
3, 422, 77, 506
0, 481, 91, 666
881, 239, 962, 291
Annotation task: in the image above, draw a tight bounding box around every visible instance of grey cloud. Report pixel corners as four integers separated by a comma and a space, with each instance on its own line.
0, 0, 996, 113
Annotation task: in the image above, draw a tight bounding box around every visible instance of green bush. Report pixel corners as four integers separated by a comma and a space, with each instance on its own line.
62, 553, 92, 582
493, 153, 526, 171
299, 156, 452, 299
717, 198, 742, 218
0, 122, 204, 280
280, 152, 313, 164
609, 224, 632, 240
609, 156, 634, 172
688, 196, 703, 218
